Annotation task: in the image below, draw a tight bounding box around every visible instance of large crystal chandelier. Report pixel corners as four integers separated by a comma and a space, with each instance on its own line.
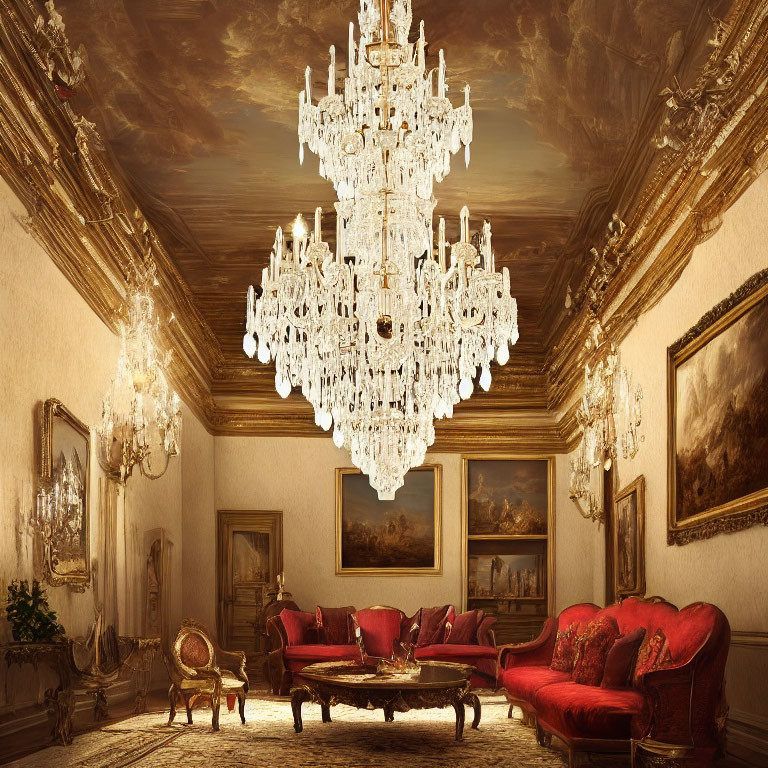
99, 268, 182, 483
243, 0, 518, 499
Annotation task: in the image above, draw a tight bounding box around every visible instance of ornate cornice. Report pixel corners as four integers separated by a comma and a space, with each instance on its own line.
0, 0, 220, 429
546, 0, 768, 415
0, 0, 766, 449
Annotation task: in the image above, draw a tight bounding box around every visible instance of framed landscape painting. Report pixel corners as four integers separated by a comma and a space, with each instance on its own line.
464, 458, 550, 536
667, 269, 768, 545
336, 465, 441, 575
612, 476, 645, 598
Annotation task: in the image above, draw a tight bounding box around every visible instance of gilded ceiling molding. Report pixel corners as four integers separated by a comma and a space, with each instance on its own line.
546, 0, 768, 415
0, 0, 222, 429
1, 0, 766, 446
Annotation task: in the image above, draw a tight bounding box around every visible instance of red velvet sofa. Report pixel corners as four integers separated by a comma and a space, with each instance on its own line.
266, 605, 497, 694
499, 597, 730, 768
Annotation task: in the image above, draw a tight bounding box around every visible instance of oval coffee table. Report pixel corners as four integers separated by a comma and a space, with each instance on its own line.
290, 660, 481, 741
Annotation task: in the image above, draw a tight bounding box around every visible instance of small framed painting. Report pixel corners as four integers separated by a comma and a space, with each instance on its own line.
336, 465, 442, 575
612, 476, 645, 598
667, 269, 768, 544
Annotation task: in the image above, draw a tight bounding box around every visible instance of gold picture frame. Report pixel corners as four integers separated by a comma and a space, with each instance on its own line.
460, 455, 556, 617
40, 398, 91, 590
335, 465, 442, 576
667, 268, 768, 545
612, 476, 645, 598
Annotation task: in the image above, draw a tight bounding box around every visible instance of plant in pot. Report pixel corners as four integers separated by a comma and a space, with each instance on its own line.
5, 579, 65, 643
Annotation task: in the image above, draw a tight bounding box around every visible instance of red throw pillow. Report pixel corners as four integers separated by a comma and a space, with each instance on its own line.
446, 610, 481, 645
416, 605, 450, 646
476, 615, 495, 646
550, 625, 578, 673
354, 608, 403, 659
316, 606, 355, 645
602, 627, 646, 689
281, 609, 315, 646
633, 627, 673, 686
572, 616, 620, 686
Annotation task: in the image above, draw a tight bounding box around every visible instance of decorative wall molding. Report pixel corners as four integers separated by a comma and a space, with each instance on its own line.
727, 708, 768, 759
731, 631, 768, 648
0, 0, 766, 445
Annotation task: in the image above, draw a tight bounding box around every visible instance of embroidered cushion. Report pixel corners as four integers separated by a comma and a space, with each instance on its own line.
416, 605, 451, 646
602, 627, 646, 689
633, 627, 673, 686
316, 606, 355, 645
446, 610, 482, 645
572, 616, 620, 686
550, 625, 578, 673
281, 609, 316, 646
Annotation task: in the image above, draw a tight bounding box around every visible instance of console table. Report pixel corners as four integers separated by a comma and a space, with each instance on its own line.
3, 636, 160, 745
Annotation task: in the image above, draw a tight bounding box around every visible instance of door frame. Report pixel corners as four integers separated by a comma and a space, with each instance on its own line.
216, 510, 283, 649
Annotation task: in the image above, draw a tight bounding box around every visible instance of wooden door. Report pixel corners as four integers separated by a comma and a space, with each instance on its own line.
217, 511, 282, 675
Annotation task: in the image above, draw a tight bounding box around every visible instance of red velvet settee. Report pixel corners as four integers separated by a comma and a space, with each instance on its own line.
266, 605, 497, 694
499, 597, 730, 768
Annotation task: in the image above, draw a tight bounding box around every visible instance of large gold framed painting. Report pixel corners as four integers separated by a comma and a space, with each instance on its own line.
336, 466, 441, 575
668, 269, 768, 545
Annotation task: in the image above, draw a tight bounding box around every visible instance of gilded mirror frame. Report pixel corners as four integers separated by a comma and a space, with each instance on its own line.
40, 398, 91, 590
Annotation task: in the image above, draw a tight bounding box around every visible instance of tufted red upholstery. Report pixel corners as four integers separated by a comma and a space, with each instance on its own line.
501, 666, 570, 702
268, 603, 499, 695
499, 597, 730, 765
534, 682, 646, 740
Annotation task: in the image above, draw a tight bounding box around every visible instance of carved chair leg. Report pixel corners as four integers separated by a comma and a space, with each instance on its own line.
238, 690, 246, 724
508, 703, 514, 718
211, 681, 222, 732
183, 693, 193, 724
168, 685, 178, 724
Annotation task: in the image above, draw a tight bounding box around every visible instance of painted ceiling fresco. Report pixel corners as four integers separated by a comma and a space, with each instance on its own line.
57, 0, 717, 364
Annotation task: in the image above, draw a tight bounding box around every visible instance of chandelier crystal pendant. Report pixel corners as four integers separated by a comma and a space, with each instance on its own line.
569, 321, 643, 523
99, 269, 182, 483
243, 0, 518, 499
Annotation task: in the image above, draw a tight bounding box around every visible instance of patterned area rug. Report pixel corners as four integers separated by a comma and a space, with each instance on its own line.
5, 691, 617, 768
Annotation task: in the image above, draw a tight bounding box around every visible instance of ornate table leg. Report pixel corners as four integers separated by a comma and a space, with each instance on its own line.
94, 687, 109, 721
320, 701, 332, 723
291, 687, 312, 733
383, 702, 395, 722
464, 692, 481, 730
45, 686, 75, 746
453, 699, 466, 741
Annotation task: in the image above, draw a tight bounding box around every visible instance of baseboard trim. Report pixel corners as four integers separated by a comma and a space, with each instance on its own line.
0, 680, 134, 739
728, 708, 768, 757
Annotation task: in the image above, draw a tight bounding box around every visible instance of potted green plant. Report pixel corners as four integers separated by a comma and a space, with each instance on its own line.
5, 579, 65, 643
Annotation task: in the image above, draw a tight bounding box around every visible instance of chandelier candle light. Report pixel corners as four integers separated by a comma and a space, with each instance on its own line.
99, 272, 182, 483
243, 0, 518, 499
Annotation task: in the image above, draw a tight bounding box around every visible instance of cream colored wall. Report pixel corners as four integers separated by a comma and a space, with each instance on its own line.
0, 178, 205, 713
201, 439, 594, 622
606, 171, 768, 626
558, 171, 768, 735
180, 411, 215, 629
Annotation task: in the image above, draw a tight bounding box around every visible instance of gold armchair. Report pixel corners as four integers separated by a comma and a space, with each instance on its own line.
163, 619, 248, 730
